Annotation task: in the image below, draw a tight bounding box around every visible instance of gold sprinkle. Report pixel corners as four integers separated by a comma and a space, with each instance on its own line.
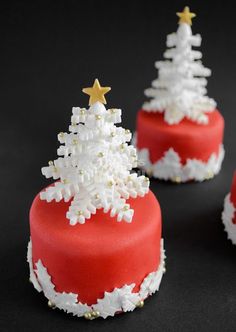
84, 312, 92, 320
80, 109, 85, 115
62, 179, 68, 184
48, 300, 56, 309
107, 180, 113, 187
98, 152, 104, 157
146, 169, 153, 177
123, 205, 129, 211
136, 300, 144, 308
48, 160, 54, 166
110, 132, 115, 137
76, 210, 83, 216
172, 176, 181, 183
59, 132, 64, 137
72, 139, 78, 145
71, 122, 77, 127
96, 115, 102, 120
205, 171, 214, 180
79, 170, 84, 175
53, 166, 58, 173
110, 108, 116, 114
95, 194, 100, 199
125, 129, 130, 134
120, 143, 125, 150
91, 311, 100, 318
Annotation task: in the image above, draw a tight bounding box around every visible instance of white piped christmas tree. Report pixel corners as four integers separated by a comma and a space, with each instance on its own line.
40, 79, 149, 225
143, 6, 216, 125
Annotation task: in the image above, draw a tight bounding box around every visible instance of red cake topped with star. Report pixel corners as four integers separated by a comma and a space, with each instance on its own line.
135, 7, 224, 182
27, 79, 165, 319
222, 171, 236, 244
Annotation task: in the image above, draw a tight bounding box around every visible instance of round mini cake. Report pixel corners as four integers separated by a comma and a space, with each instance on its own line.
222, 172, 236, 245
136, 110, 224, 182
135, 7, 225, 182
27, 80, 165, 319
28, 188, 164, 319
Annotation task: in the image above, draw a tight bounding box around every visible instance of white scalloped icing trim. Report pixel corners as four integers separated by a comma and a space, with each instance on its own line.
133, 134, 224, 182
27, 240, 42, 292
222, 194, 236, 245
27, 239, 165, 319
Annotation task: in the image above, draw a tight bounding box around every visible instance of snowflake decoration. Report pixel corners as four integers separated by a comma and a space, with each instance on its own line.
40, 101, 149, 225
143, 11, 216, 125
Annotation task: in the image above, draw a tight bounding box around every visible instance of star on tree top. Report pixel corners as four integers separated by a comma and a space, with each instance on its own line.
176, 6, 196, 25
82, 79, 111, 106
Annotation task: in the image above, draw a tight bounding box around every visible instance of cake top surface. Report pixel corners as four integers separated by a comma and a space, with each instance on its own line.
143, 7, 216, 126
40, 79, 150, 226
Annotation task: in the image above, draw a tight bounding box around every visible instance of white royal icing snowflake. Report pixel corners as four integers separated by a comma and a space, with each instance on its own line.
40, 102, 149, 225
143, 19, 216, 125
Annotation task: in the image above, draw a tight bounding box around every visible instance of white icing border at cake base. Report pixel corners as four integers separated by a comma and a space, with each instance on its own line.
27, 239, 166, 319
133, 134, 224, 182
222, 194, 236, 245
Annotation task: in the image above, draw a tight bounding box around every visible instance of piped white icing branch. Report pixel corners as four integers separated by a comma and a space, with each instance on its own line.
40, 101, 149, 225
143, 15, 216, 125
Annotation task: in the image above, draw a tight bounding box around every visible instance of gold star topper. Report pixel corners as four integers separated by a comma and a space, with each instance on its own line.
82, 79, 111, 106
176, 6, 196, 25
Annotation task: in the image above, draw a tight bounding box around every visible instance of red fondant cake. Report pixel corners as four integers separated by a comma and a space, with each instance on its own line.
135, 8, 225, 182
136, 110, 224, 181
29, 188, 163, 306
222, 171, 236, 244
28, 80, 165, 319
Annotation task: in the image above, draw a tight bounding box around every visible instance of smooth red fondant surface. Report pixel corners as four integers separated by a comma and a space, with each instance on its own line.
136, 110, 224, 164
30, 189, 162, 305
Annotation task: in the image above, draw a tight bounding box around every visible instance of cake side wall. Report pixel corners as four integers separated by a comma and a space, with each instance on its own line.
136, 109, 224, 164
30, 189, 162, 305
